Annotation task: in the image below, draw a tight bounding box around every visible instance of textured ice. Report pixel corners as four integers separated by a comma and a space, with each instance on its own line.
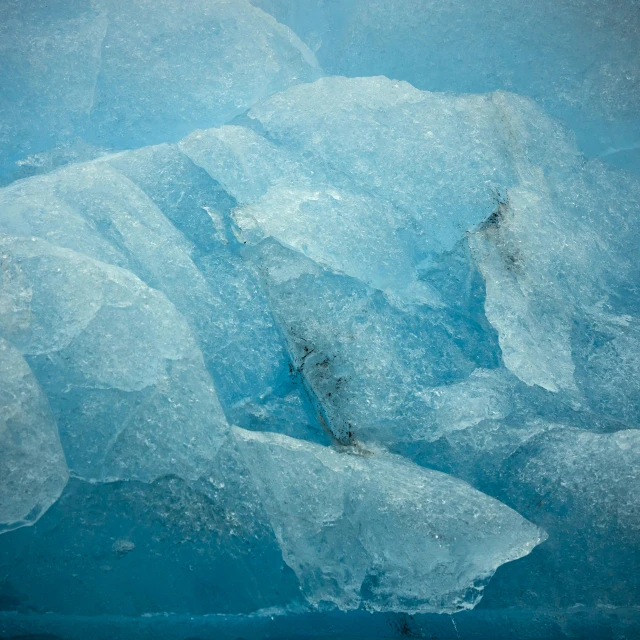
505, 427, 640, 533
184, 77, 640, 422
0, 236, 228, 482
229, 426, 545, 613
0, 4, 639, 636
184, 78, 640, 447
0, 0, 320, 185
0, 151, 323, 444
0, 339, 67, 532
184, 77, 518, 306
468, 109, 640, 395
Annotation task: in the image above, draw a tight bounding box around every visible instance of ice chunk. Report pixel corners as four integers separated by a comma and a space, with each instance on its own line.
0, 0, 321, 185
468, 96, 640, 396
416, 368, 518, 439
189, 80, 622, 393
180, 126, 299, 204
87, 0, 320, 149
253, 0, 640, 170
246, 239, 497, 446
0, 155, 325, 442
0, 237, 228, 482
469, 188, 578, 393
231, 426, 546, 613
0, 339, 68, 532
182, 124, 440, 306
236, 187, 442, 307
247, 76, 517, 249
185, 79, 523, 306
574, 316, 640, 426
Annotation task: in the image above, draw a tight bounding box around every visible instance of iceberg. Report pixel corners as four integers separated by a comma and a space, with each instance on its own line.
0, 3, 638, 638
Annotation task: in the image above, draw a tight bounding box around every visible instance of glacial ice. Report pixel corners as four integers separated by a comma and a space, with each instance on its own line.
0, 0, 320, 185
231, 426, 545, 613
0, 339, 67, 532
0, 236, 228, 482
253, 0, 640, 170
185, 77, 518, 307
0, 2, 639, 637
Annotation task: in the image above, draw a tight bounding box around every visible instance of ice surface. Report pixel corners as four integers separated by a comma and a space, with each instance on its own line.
0, 475, 302, 615
230, 426, 545, 613
0, 0, 320, 185
0, 150, 325, 444
181, 77, 640, 446
184, 77, 518, 307
0, 236, 228, 482
504, 427, 640, 535
0, 339, 68, 532
243, 238, 496, 446
468, 99, 640, 396
0, 3, 639, 634
252, 0, 640, 170
480, 426, 640, 609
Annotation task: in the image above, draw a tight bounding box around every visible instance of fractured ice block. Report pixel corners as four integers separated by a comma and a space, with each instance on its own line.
504, 427, 640, 536
185, 77, 520, 307
0, 236, 228, 482
182, 79, 637, 413
230, 426, 546, 613
0, 0, 321, 185
0, 339, 68, 532
0, 153, 324, 442
468, 106, 640, 398
244, 239, 498, 446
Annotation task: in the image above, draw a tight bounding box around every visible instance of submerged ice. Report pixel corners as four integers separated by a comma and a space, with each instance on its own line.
0, 3, 638, 636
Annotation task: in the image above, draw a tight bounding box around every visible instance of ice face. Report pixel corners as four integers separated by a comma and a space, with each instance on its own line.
0, 7, 638, 631
0, 0, 320, 185
481, 426, 640, 609
181, 78, 639, 426
0, 475, 302, 616
242, 238, 497, 446
468, 104, 640, 396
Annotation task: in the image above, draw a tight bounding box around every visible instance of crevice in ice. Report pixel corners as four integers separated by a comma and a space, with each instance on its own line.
283, 330, 354, 448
